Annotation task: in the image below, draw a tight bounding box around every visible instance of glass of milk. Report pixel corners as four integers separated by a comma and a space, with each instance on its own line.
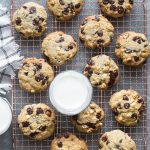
0, 97, 12, 135
49, 70, 93, 115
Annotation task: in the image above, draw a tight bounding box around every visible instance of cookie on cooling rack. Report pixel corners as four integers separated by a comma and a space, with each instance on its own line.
115, 31, 150, 66
99, 130, 136, 150
98, 0, 133, 18
18, 58, 54, 93
41, 31, 78, 66
50, 133, 88, 150
47, 0, 83, 21
83, 55, 119, 90
109, 89, 145, 126
79, 15, 114, 49
12, 2, 47, 38
18, 103, 56, 141
71, 102, 104, 133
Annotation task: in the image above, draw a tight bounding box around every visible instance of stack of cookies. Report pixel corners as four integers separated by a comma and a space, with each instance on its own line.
12, 0, 149, 149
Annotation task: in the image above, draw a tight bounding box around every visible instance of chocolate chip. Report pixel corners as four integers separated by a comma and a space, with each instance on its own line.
30, 132, 39, 138
42, 76, 48, 85
27, 107, 33, 115
16, 17, 22, 25
37, 26, 42, 32
109, 71, 118, 79
119, 139, 123, 143
96, 112, 101, 119
116, 43, 121, 49
24, 72, 28, 76
109, 0, 115, 4
34, 63, 42, 71
134, 56, 139, 62
68, 3, 74, 11
118, 0, 124, 5
81, 20, 87, 26
36, 108, 44, 115
22, 6, 27, 9
131, 113, 137, 120
87, 59, 95, 66
33, 18, 39, 26
75, 3, 81, 9
39, 16, 45, 22
129, 0, 134, 5
117, 6, 124, 14
138, 98, 144, 104
59, 37, 64, 42
84, 67, 93, 77
97, 39, 104, 45
123, 95, 129, 101
110, 5, 117, 11
45, 109, 51, 117
39, 126, 46, 131
95, 15, 100, 21
81, 29, 85, 34
113, 108, 118, 116
117, 103, 122, 109
101, 136, 108, 142
138, 108, 145, 114
124, 103, 130, 109
96, 31, 103, 37
103, 0, 109, 5
99, 144, 103, 149
29, 7, 36, 14
35, 74, 44, 82
64, 133, 70, 138
57, 142, 63, 147
22, 121, 30, 127
68, 44, 74, 50
86, 122, 96, 129
59, 0, 65, 5
63, 7, 69, 15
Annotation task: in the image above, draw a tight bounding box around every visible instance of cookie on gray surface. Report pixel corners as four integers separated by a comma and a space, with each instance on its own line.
50, 133, 88, 150
79, 15, 114, 49
47, 0, 83, 21
41, 31, 78, 66
98, 0, 133, 18
12, 2, 47, 38
18, 103, 56, 141
109, 89, 145, 126
18, 58, 54, 93
99, 130, 136, 150
83, 55, 119, 90
71, 102, 104, 133
115, 31, 150, 66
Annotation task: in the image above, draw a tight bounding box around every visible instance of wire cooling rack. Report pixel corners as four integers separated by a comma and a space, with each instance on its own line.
11, 0, 147, 149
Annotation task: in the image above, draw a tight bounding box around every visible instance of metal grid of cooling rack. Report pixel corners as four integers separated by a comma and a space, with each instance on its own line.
11, 0, 147, 149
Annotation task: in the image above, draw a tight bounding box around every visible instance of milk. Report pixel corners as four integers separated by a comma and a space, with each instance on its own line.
49, 71, 93, 115
0, 98, 12, 135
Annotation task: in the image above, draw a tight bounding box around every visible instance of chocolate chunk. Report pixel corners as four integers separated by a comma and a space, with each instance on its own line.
86, 122, 96, 129
63, 7, 69, 15
113, 108, 118, 116
29, 7, 36, 14
38, 16, 45, 22
84, 67, 93, 77
34, 63, 42, 71
64, 133, 70, 138
45, 109, 51, 117
59, 0, 65, 5
68, 44, 74, 50
129, 0, 134, 5
57, 142, 63, 147
131, 113, 137, 120
97, 39, 104, 45
37, 26, 42, 32
117, 103, 122, 109
27, 107, 33, 115
75, 3, 81, 9
138, 98, 144, 104
117, 6, 124, 14
108, 70, 118, 87
35, 74, 44, 82
110, 5, 117, 11
101, 136, 108, 142
118, 0, 124, 5
96, 112, 101, 119
39, 126, 46, 131
103, 0, 109, 5
116, 43, 121, 49
123, 95, 129, 101
22, 121, 30, 127
119, 139, 123, 143
24, 72, 28, 76
42, 76, 48, 85
16, 17, 22, 25
36, 107, 44, 115
134, 56, 139, 62
109, 0, 115, 4
96, 31, 103, 37
22, 6, 27, 9
33, 18, 40, 26
87, 59, 95, 66
138, 108, 145, 114
124, 103, 130, 109
30, 132, 39, 138
99, 144, 103, 149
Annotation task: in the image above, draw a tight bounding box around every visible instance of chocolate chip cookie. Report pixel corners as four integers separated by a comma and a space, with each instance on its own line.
50, 133, 88, 150
41, 31, 78, 66
18, 58, 54, 93
79, 15, 114, 49
98, 0, 133, 18
83, 55, 119, 90
109, 89, 145, 126
47, 0, 83, 21
71, 102, 104, 133
115, 31, 150, 66
99, 130, 136, 150
12, 2, 47, 38
18, 103, 56, 140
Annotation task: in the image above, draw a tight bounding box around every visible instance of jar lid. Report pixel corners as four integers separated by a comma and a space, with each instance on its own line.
49, 70, 93, 115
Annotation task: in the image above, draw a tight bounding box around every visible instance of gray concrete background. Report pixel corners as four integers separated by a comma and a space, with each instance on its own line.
0, 0, 149, 149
